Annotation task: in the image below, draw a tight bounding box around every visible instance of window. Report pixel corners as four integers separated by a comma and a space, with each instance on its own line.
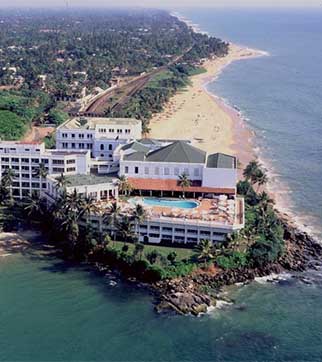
66, 159, 75, 164
11, 158, 19, 163
67, 167, 76, 172
109, 129, 114, 133
31, 182, 40, 188
1, 157, 9, 162
124, 166, 129, 174
71, 143, 76, 149
21, 158, 29, 163
100, 144, 104, 151
144, 167, 149, 175
194, 168, 200, 177
22, 174, 30, 179
79, 134, 84, 139
53, 167, 64, 173
62, 133, 68, 138
125, 129, 131, 134
53, 160, 64, 165
117, 129, 123, 133
22, 182, 30, 188
21, 166, 29, 171
31, 158, 39, 164
41, 159, 49, 164
108, 144, 113, 151
164, 167, 170, 176
71, 134, 75, 138
154, 167, 159, 175
62, 143, 68, 148
12, 165, 19, 171
87, 144, 92, 149
174, 167, 180, 176
79, 143, 85, 149
134, 167, 139, 174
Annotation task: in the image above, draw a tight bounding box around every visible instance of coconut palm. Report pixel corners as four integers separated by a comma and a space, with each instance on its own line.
79, 195, 99, 225
254, 169, 268, 192
104, 202, 121, 245
116, 215, 135, 244
118, 175, 132, 196
24, 192, 46, 218
195, 239, 215, 268
243, 160, 260, 183
178, 172, 191, 198
132, 203, 146, 237
55, 173, 70, 191
33, 162, 48, 193
1, 168, 15, 203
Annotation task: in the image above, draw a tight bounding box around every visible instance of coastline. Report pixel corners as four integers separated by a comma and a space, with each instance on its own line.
149, 43, 266, 173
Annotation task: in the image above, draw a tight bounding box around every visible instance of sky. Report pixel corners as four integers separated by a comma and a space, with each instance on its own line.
0, 0, 321, 8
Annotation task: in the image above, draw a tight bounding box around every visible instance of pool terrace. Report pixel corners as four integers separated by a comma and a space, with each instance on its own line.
93, 195, 244, 228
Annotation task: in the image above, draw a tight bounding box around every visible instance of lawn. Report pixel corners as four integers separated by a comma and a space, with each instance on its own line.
112, 240, 195, 261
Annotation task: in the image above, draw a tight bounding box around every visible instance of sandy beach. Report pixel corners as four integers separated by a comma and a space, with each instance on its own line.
149, 44, 267, 171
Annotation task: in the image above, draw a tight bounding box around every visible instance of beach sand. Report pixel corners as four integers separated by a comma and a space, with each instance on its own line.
149, 44, 267, 171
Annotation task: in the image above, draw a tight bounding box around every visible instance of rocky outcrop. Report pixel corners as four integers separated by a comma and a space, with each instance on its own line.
154, 217, 322, 316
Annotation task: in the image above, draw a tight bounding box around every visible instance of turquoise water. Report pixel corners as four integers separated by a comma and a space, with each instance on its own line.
1, 250, 322, 361
2, 9, 322, 361
141, 197, 198, 209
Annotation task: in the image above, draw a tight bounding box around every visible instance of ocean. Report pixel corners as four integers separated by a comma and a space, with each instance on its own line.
181, 7, 322, 240
1, 8, 322, 361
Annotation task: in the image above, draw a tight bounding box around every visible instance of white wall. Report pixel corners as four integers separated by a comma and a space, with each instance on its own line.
202, 167, 237, 189
119, 160, 204, 181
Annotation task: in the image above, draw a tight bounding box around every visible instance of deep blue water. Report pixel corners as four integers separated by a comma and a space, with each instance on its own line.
1, 9, 322, 362
180, 8, 322, 239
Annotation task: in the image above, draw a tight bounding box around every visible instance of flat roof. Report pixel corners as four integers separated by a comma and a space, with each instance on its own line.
59, 117, 141, 130
63, 174, 117, 187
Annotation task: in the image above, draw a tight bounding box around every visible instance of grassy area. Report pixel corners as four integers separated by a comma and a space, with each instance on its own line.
188, 66, 207, 76
112, 241, 195, 261
0, 110, 28, 140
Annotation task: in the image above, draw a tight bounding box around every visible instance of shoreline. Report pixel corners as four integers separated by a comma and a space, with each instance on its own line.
155, 12, 321, 242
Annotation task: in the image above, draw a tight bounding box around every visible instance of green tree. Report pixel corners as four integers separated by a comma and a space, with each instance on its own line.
195, 239, 215, 268
178, 172, 191, 198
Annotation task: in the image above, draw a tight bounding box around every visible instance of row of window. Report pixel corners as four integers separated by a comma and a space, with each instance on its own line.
61, 133, 93, 139
124, 165, 200, 177
98, 128, 131, 134
100, 144, 113, 151
0, 147, 41, 153
1, 157, 49, 164
12, 182, 46, 188
63, 143, 92, 150
139, 225, 219, 237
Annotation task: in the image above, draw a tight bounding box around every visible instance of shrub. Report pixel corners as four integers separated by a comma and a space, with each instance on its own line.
216, 251, 249, 270
143, 265, 165, 282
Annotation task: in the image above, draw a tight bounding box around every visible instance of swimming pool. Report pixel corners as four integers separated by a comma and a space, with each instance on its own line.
133, 197, 199, 209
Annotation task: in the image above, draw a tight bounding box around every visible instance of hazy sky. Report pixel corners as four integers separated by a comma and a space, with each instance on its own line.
0, 0, 320, 7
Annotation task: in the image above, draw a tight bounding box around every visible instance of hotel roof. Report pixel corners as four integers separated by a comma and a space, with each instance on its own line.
206, 153, 237, 169
59, 117, 141, 130
145, 141, 206, 164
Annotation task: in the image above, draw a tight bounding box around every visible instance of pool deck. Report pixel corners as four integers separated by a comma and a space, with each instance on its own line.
94, 196, 242, 226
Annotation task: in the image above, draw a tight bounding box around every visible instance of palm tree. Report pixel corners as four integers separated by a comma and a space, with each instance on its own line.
104, 202, 121, 246
132, 204, 146, 238
33, 162, 48, 194
1, 168, 15, 203
133, 242, 145, 261
116, 215, 135, 244
118, 175, 132, 196
79, 195, 99, 225
243, 160, 260, 183
24, 192, 46, 219
254, 169, 268, 192
55, 173, 70, 192
195, 239, 215, 268
178, 172, 191, 198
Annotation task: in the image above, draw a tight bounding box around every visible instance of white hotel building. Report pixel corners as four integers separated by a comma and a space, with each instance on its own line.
0, 116, 244, 245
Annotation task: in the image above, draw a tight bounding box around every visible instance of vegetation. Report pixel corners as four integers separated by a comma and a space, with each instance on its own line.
0, 9, 228, 100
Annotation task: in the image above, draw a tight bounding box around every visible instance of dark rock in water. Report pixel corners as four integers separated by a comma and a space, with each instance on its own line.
234, 303, 247, 311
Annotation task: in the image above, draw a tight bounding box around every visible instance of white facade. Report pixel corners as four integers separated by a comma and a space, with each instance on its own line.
120, 160, 204, 181
56, 117, 142, 174
0, 141, 90, 198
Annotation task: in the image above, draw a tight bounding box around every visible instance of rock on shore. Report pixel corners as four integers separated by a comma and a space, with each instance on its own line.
154, 217, 322, 316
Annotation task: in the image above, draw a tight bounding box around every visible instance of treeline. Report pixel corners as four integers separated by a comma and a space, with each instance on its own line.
0, 9, 228, 98
0, 90, 68, 140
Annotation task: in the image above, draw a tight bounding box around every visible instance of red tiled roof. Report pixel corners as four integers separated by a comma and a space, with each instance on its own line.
128, 178, 235, 194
